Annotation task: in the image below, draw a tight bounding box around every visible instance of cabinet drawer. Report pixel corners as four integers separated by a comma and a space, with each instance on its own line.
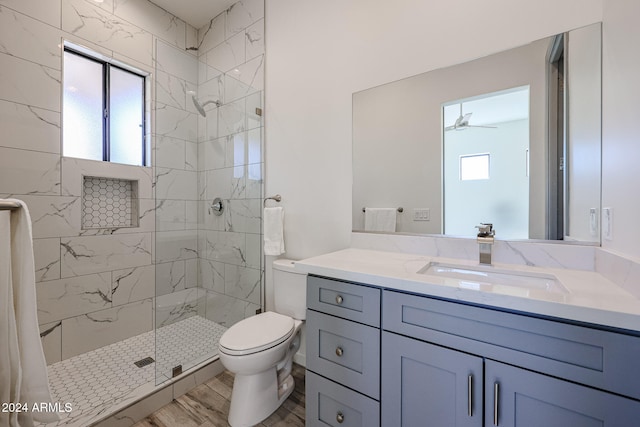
306, 310, 380, 399
306, 371, 380, 427
307, 275, 380, 326
383, 290, 640, 400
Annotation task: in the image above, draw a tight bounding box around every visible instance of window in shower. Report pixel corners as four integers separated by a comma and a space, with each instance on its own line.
63, 43, 148, 166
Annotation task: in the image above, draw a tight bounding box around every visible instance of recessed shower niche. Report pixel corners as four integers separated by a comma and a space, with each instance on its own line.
82, 176, 139, 229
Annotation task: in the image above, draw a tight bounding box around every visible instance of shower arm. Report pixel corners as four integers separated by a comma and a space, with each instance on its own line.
200, 100, 221, 108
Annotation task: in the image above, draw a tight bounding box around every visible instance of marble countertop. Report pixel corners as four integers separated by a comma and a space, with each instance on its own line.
295, 248, 640, 333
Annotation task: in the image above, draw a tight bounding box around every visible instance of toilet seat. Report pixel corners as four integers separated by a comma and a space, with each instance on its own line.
219, 311, 295, 356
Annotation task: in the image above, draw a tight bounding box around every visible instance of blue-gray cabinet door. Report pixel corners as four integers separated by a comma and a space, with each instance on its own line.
381, 332, 483, 427
486, 360, 640, 426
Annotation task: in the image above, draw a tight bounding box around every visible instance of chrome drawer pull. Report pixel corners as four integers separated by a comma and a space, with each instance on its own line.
335, 295, 344, 305
468, 374, 473, 417
336, 411, 344, 423
335, 346, 344, 357
493, 382, 499, 426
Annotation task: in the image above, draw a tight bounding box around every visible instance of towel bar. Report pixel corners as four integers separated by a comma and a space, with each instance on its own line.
0, 201, 21, 210
264, 194, 282, 206
362, 207, 403, 213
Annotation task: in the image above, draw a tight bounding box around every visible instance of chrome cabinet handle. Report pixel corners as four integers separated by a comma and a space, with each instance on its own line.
335, 295, 343, 305
336, 411, 344, 423
468, 374, 473, 417
335, 346, 344, 357
493, 382, 500, 426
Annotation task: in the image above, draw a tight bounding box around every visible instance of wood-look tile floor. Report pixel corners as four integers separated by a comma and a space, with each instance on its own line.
133, 364, 305, 427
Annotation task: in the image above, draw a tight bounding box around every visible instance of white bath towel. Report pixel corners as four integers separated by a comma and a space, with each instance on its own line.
264, 207, 285, 256
0, 199, 58, 426
364, 208, 397, 232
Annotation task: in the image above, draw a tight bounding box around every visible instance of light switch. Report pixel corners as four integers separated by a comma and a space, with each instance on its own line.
413, 208, 430, 221
589, 208, 598, 237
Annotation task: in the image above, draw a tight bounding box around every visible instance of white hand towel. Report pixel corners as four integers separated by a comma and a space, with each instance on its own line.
0, 199, 58, 426
364, 208, 397, 232
264, 207, 285, 256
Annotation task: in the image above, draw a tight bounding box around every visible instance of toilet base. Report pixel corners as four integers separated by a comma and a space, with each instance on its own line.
228, 369, 295, 427
222, 321, 303, 426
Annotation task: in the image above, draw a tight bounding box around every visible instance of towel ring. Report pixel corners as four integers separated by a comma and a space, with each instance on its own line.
264, 194, 282, 206
362, 207, 403, 213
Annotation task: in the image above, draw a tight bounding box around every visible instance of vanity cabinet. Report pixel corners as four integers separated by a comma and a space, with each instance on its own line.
382, 332, 640, 426
383, 289, 640, 426
306, 276, 381, 427
306, 276, 640, 426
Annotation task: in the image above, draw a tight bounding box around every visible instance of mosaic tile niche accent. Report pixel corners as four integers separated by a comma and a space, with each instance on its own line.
82, 176, 139, 229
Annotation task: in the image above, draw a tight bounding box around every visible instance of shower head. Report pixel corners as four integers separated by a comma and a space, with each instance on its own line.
192, 95, 207, 117
191, 94, 222, 117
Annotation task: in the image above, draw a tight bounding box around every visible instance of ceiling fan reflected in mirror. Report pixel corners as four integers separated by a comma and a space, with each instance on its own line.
444, 103, 498, 131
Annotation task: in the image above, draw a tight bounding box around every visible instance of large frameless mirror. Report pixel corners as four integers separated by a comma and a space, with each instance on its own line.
353, 22, 601, 243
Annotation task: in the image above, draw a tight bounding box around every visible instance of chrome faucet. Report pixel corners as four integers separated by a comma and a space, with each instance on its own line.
476, 223, 495, 265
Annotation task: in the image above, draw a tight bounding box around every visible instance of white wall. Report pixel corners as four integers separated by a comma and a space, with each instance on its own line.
566, 23, 602, 242
602, 0, 640, 258
265, 0, 603, 264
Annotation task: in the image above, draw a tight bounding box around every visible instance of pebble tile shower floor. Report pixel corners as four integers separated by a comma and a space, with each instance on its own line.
39, 316, 227, 426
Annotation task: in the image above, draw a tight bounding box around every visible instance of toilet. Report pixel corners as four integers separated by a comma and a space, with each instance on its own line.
218, 259, 306, 427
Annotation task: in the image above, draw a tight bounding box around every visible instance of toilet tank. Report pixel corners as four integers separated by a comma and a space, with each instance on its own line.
273, 259, 307, 320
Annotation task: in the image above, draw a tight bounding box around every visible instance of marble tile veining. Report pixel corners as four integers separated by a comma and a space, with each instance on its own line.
0, 0, 61, 27
111, 265, 155, 306
245, 18, 264, 61
196, 13, 225, 56
157, 291, 201, 334
0, 97, 61, 154
226, 0, 264, 39
205, 31, 245, 74
33, 238, 62, 282
155, 261, 187, 296
113, 0, 187, 50
156, 39, 198, 84
155, 230, 198, 263
0, 51, 61, 112
0, 147, 60, 196
224, 264, 261, 304
61, 298, 153, 359
60, 233, 152, 278
0, 6, 62, 70
62, 0, 153, 66
204, 291, 259, 328
36, 272, 112, 324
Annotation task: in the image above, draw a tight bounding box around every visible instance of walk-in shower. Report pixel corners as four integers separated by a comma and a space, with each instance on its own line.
35, 1, 265, 424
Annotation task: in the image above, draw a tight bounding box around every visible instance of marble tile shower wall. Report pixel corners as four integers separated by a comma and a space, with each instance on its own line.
195, 0, 265, 327
153, 35, 201, 330
0, 0, 200, 363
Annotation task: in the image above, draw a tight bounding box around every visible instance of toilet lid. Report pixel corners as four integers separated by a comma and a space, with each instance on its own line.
219, 312, 295, 356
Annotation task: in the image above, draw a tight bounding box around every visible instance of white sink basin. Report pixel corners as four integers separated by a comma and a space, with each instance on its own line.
418, 262, 568, 297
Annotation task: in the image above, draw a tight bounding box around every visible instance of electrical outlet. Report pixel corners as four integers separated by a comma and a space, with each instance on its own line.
589, 208, 598, 237
413, 208, 430, 221
603, 207, 612, 240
